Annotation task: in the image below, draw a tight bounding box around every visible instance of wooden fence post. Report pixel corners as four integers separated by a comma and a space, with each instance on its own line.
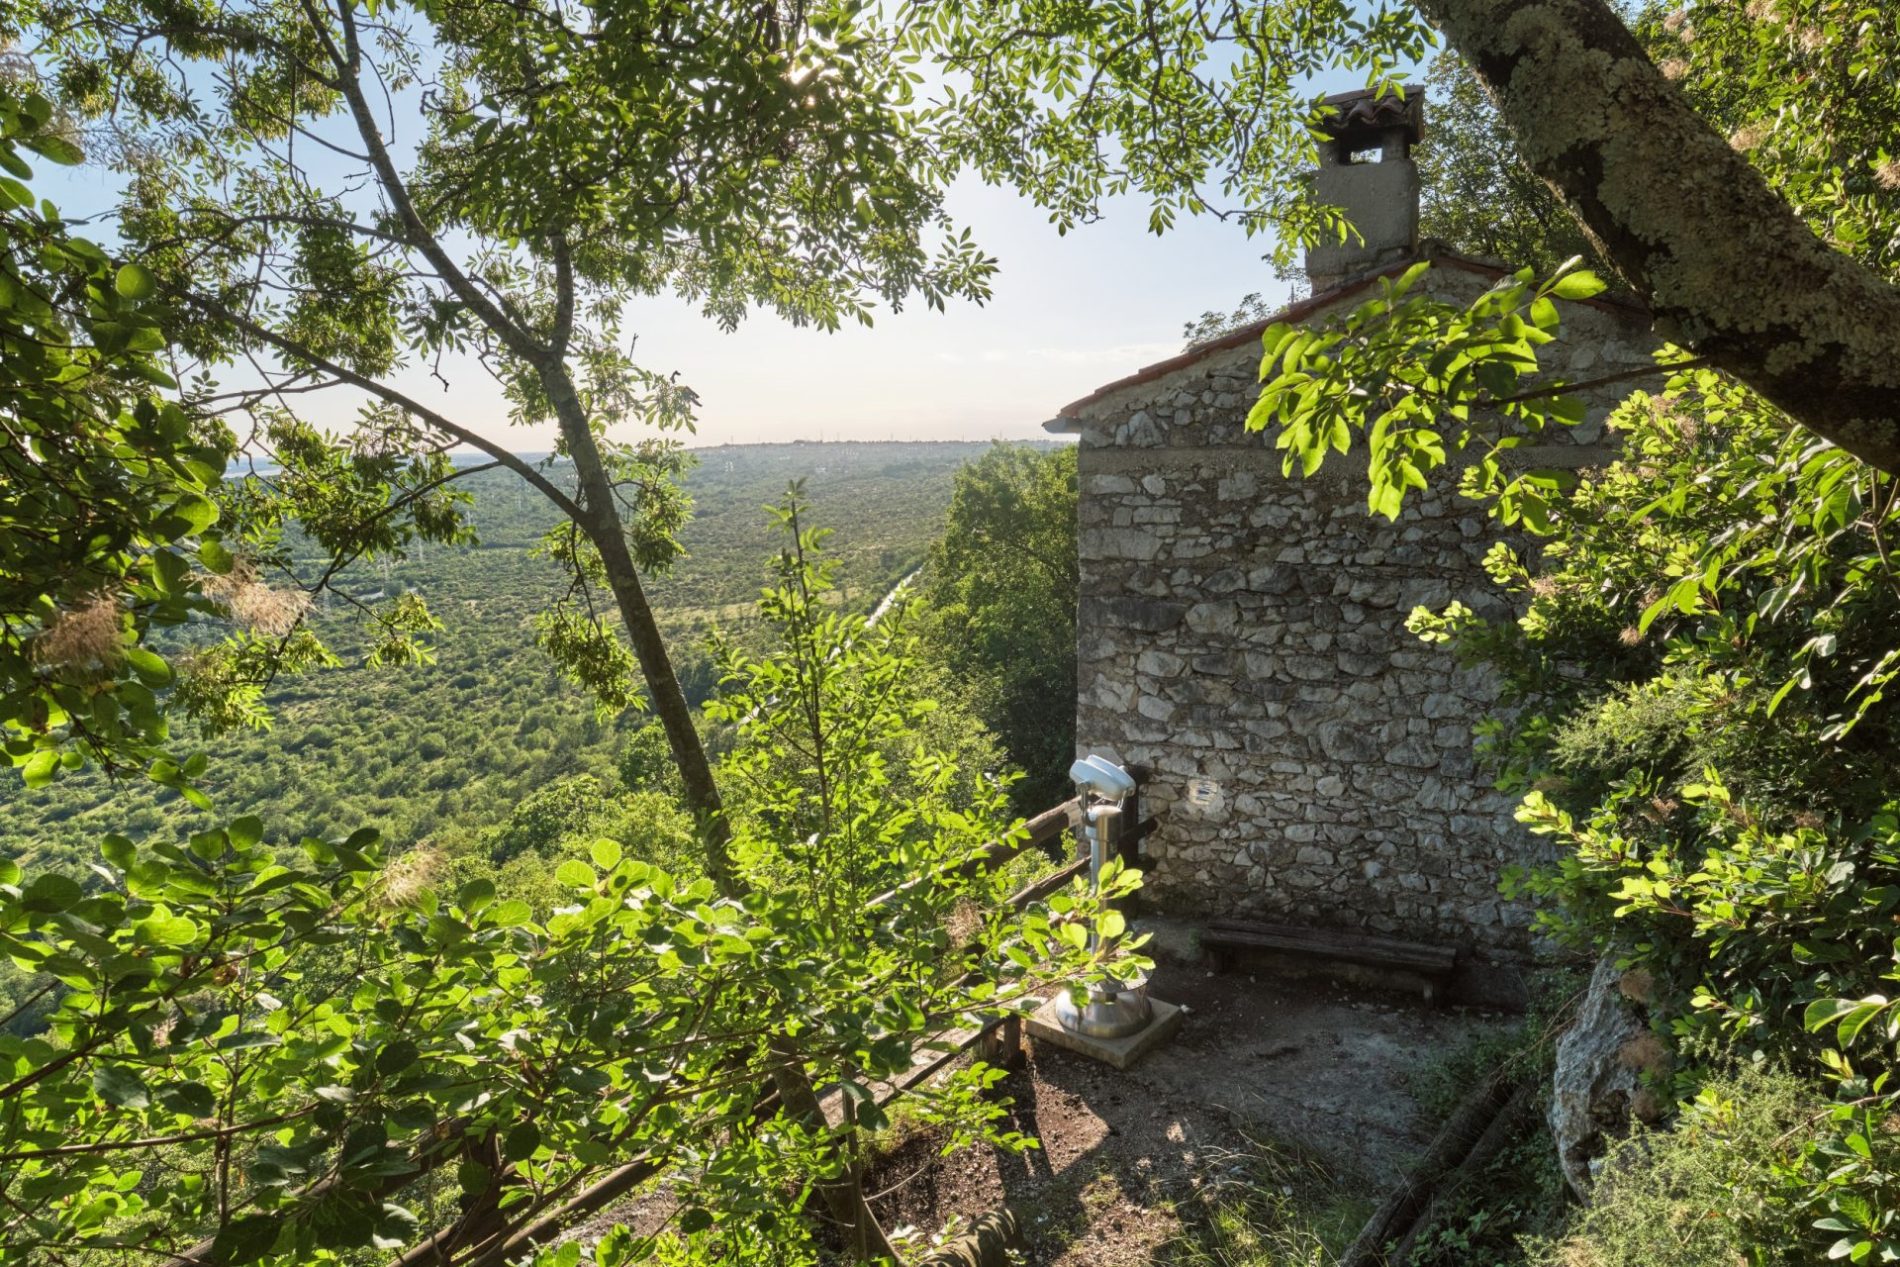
974, 1014, 1024, 1071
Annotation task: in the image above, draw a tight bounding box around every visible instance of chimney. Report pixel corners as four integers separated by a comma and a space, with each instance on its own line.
1304, 87, 1426, 292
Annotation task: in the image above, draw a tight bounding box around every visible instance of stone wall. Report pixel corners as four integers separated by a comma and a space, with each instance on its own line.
1067, 267, 1654, 955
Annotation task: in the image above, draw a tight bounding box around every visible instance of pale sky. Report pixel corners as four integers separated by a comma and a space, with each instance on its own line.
605, 177, 1288, 448
297, 174, 1287, 450
41, 149, 1292, 451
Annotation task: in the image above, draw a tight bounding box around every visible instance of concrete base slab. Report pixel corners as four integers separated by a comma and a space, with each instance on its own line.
1025, 995, 1184, 1070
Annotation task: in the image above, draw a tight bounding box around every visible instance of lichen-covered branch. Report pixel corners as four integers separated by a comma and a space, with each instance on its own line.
1419, 0, 1900, 474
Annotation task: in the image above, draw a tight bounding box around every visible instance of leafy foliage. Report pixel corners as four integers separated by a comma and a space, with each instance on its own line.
1, 445, 984, 867
1398, 364, 1900, 1260
911, 2, 1435, 252
1635, 0, 1900, 285
711, 486, 1021, 913
1527, 1068, 1828, 1267
0, 84, 234, 783
916, 444, 1079, 813
0, 497, 1143, 1264
1249, 258, 1631, 524
1181, 293, 1281, 350
1234, 3, 1900, 1248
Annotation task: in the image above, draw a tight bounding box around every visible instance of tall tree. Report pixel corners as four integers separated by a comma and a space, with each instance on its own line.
8, 0, 999, 886
918, 443, 1078, 814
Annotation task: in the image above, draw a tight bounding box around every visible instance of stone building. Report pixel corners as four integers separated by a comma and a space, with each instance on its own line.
1045, 89, 1657, 966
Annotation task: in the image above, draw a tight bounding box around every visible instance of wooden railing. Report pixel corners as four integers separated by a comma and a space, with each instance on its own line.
174, 785, 1158, 1267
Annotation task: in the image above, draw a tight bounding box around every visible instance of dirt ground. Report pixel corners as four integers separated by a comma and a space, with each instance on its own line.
866, 935, 1518, 1266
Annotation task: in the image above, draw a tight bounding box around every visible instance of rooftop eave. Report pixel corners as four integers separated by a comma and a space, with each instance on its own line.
1043, 248, 1648, 430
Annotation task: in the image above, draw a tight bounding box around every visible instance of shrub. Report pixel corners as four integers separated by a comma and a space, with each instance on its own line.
1526, 1068, 1824, 1267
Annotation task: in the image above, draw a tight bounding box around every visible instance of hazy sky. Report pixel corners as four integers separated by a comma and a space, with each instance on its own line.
37, 99, 1296, 453
611, 178, 1287, 449
338, 175, 1288, 451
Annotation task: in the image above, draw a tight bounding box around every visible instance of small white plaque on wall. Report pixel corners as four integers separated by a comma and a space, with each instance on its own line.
1185, 777, 1226, 819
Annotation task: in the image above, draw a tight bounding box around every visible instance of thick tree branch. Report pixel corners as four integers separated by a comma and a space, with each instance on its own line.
1418, 0, 1900, 475
549, 231, 575, 358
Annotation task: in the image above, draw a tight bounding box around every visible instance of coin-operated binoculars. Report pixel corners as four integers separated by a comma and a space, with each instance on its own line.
1052, 754, 1155, 1039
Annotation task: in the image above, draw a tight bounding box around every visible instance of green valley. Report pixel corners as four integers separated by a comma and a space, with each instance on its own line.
0, 441, 1008, 869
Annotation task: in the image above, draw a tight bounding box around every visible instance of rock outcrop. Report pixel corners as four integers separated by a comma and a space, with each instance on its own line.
1549, 956, 1670, 1196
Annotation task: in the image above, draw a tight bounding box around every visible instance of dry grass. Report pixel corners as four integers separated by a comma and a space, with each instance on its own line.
1162, 1130, 1366, 1267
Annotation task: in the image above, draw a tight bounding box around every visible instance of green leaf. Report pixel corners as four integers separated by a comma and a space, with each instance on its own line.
156, 1081, 218, 1118
165, 492, 219, 535
1838, 999, 1889, 1047
488, 899, 533, 927
124, 646, 174, 687
93, 1063, 151, 1109
134, 907, 201, 948
210, 1215, 282, 1265
376, 1040, 420, 1076
1805, 997, 1860, 1033
554, 859, 596, 888
595, 1226, 647, 1267
590, 838, 623, 870
458, 877, 496, 912
115, 263, 158, 300
23, 872, 83, 911
25, 131, 83, 165
1547, 270, 1606, 301
101, 835, 136, 871
503, 1121, 541, 1163
21, 748, 60, 789
199, 538, 236, 574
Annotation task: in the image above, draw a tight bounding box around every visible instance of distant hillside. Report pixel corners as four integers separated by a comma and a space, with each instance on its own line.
1, 440, 1018, 868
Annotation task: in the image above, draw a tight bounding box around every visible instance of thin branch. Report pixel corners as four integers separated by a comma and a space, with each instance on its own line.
0, 1107, 316, 1163
1484, 357, 1712, 409
308, 0, 542, 361
182, 291, 583, 524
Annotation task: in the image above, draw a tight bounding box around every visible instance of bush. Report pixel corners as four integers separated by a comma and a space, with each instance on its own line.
1417, 372, 1900, 1261
1164, 1129, 1366, 1267
1527, 1068, 1823, 1267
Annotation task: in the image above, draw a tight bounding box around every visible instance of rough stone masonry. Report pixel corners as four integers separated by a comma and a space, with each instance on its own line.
1046, 89, 1657, 959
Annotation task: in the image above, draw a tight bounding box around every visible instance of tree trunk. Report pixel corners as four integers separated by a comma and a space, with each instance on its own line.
539, 379, 738, 892
540, 371, 890, 1261
768, 1041, 899, 1264
1418, 0, 1900, 475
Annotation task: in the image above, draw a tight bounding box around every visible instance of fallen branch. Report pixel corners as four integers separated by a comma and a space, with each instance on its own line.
1339, 1066, 1523, 1267
914, 1207, 1022, 1267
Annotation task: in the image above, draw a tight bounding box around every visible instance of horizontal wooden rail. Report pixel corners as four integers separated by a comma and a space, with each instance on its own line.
867, 798, 1082, 912
860, 811, 1158, 1113
204, 796, 1144, 1267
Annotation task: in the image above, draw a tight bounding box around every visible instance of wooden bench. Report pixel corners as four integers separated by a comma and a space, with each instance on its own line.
1201, 918, 1459, 1002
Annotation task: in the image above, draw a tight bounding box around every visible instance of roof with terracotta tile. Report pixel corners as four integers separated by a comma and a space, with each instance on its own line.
1316, 85, 1426, 142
